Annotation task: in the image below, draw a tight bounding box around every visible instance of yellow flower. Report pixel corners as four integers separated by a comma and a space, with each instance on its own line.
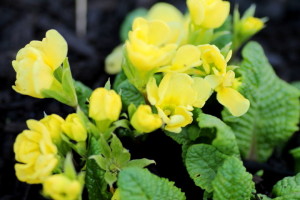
240, 16, 264, 36
105, 45, 123, 75
40, 114, 65, 144
159, 45, 202, 73
43, 174, 81, 200
126, 17, 177, 72
147, 2, 186, 44
12, 29, 67, 98
198, 44, 230, 75
205, 70, 250, 116
147, 73, 211, 133
62, 113, 87, 142
14, 119, 58, 184
131, 105, 162, 133
187, 0, 230, 29
89, 88, 122, 132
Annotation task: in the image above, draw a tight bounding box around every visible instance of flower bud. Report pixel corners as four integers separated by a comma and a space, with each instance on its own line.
43, 174, 81, 200
62, 113, 87, 142
89, 88, 122, 132
240, 17, 264, 36
131, 105, 162, 133
40, 114, 65, 144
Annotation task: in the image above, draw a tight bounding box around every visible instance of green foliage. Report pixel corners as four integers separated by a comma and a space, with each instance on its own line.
222, 42, 300, 162
272, 173, 300, 200
90, 134, 154, 187
115, 79, 145, 109
74, 81, 92, 114
212, 156, 254, 200
185, 144, 228, 192
85, 136, 111, 200
117, 167, 186, 200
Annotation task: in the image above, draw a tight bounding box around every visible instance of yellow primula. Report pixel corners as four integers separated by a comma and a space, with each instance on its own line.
198, 44, 230, 76
43, 174, 82, 200
159, 44, 202, 73
89, 88, 122, 132
205, 70, 250, 116
40, 114, 65, 144
131, 105, 162, 133
147, 73, 211, 133
12, 29, 67, 98
14, 119, 58, 184
187, 0, 230, 29
62, 113, 87, 142
147, 2, 186, 44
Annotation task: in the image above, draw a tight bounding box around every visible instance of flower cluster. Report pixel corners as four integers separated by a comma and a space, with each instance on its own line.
11, 0, 266, 199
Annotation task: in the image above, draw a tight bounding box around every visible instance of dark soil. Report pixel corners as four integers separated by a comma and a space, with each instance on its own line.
0, 0, 300, 199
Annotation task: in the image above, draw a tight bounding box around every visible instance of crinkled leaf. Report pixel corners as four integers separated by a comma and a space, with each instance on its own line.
212, 156, 254, 200
185, 144, 228, 193
113, 70, 127, 90
272, 173, 300, 200
222, 42, 300, 162
198, 112, 240, 157
116, 79, 145, 109
86, 136, 111, 200
118, 167, 186, 200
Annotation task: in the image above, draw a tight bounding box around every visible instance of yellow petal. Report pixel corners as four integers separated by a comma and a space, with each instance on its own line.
30, 29, 67, 70
192, 77, 212, 108
205, 75, 223, 89
146, 77, 159, 105
217, 87, 250, 117
171, 45, 201, 71
201, 0, 230, 29
187, 0, 205, 26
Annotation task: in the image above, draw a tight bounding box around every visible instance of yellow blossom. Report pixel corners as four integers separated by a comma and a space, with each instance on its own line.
14, 119, 58, 184
147, 73, 211, 133
147, 2, 186, 44
240, 16, 264, 36
126, 17, 177, 72
12, 29, 67, 98
40, 114, 65, 144
198, 44, 229, 75
62, 113, 87, 142
131, 105, 162, 133
111, 189, 120, 200
159, 45, 202, 73
43, 174, 81, 200
187, 0, 230, 29
89, 88, 122, 132
205, 70, 250, 116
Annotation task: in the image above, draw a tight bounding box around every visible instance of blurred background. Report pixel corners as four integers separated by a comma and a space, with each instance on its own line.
0, 0, 299, 199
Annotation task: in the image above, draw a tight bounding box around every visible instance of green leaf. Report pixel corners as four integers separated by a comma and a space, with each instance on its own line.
198, 112, 240, 157
125, 158, 155, 168
113, 70, 127, 91
290, 147, 300, 173
61, 58, 78, 106
119, 8, 148, 42
272, 173, 300, 200
212, 156, 254, 200
116, 79, 145, 109
291, 81, 300, 91
75, 81, 92, 114
185, 144, 228, 193
86, 136, 111, 200
222, 42, 300, 162
118, 167, 186, 200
